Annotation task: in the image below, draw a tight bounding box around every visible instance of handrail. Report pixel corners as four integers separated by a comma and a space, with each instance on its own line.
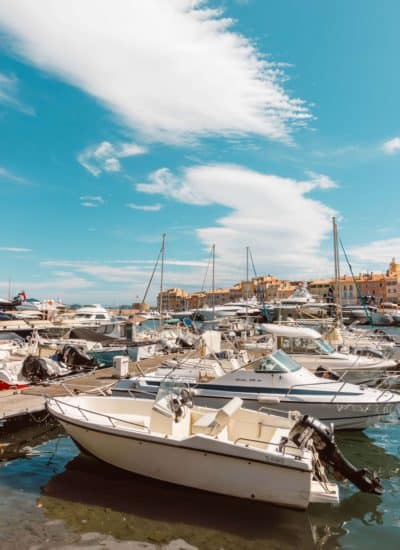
233, 436, 299, 453
47, 396, 151, 432
285, 378, 362, 403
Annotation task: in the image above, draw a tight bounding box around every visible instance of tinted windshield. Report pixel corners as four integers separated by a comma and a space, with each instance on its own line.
316, 338, 334, 354
253, 350, 301, 373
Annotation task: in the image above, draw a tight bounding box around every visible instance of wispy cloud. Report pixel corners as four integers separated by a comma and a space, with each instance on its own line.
0, 71, 35, 115
137, 163, 338, 279
0, 166, 32, 185
349, 237, 400, 266
0, 0, 310, 144
78, 141, 147, 176
382, 137, 400, 155
0, 247, 31, 252
80, 195, 104, 207
126, 202, 162, 212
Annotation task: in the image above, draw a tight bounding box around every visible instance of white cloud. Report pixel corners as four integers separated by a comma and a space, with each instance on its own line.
382, 137, 400, 155
137, 164, 338, 278
126, 203, 162, 212
0, 166, 32, 185
0, 71, 34, 115
0, 247, 31, 252
349, 238, 400, 267
80, 195, 104, 207
0, 0, 310, 144
78, 140, 147, 176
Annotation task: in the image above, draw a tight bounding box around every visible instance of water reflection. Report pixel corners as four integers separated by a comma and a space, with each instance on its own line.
3, 417, 397, 549
40, 443, 392, 550
41, 454, 314, 549
0, 417, 64, 462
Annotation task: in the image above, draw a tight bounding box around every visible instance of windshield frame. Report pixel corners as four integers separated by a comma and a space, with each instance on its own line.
252, 350, 301, 373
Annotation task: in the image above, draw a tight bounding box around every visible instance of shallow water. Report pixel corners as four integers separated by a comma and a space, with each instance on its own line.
1, 415, 400, 549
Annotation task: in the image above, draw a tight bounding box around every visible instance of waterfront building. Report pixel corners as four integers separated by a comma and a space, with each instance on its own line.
156, 259, 400, 311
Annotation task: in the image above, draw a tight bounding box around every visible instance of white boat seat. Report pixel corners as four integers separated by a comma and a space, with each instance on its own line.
192, 397, 243, 435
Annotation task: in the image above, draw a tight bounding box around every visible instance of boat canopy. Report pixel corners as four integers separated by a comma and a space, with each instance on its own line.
261, 324, 322, 340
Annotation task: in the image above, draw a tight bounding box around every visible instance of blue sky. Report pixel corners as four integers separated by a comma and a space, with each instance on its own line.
1, 0, 400, 304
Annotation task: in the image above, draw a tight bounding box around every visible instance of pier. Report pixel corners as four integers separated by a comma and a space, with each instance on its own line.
0, 353, 180, 426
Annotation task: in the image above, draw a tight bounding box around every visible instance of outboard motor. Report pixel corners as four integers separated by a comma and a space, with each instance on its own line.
21, 355, 50, 382
289, 415, 383, 495
61, 345, 99, 371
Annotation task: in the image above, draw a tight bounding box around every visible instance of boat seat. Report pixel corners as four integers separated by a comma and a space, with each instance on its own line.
192, 397, 243, 436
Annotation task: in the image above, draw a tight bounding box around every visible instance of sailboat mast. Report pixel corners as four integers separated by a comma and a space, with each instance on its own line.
246, 246, 249, 321
332, 217, 341, 320
212, 244, 215, 321
159, 233, 166, 321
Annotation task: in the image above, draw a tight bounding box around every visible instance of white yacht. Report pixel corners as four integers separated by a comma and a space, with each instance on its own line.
60, 304, 114, 327
259, 323, 398, 386
112, 349, 400, 430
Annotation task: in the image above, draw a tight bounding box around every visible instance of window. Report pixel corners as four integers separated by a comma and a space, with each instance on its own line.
253, 350, 301, 373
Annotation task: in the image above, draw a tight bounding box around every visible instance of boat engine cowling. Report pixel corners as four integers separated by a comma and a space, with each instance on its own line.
289, 414, 384, 495
60, 345, 99, 370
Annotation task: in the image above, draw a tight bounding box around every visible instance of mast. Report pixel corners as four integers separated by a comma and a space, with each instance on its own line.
246, 246, 249, 322
212, 244, 215, 321
159, 233, 166, 322
332, 217, 341, 322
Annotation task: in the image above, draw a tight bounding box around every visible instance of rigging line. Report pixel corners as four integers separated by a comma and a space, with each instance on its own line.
200, 247, 213, 292
339, 238, 373, 325
248, 247, 258, 278
141, 245, 162, 305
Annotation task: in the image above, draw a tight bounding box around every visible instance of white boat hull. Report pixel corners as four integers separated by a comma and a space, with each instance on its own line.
57, 416, 314, 509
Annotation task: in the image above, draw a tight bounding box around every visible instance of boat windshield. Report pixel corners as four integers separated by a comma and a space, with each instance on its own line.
316, 338, 334, 354
279, 336, 333, 355
253, 350, 301, 373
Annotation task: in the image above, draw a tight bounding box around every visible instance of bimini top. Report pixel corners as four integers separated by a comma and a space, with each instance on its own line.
261, 323, 322, 340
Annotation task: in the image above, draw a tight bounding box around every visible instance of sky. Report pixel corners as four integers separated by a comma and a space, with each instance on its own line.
1, 0, 400, 305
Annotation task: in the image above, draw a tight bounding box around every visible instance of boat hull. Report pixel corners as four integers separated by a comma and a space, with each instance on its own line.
57, 416, 313, 510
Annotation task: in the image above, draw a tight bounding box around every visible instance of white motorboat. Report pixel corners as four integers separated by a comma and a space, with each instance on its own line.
113, 350, 400, 430
47, 390, 341, 510
259, 323, 398, 386
47, 387, 386, 509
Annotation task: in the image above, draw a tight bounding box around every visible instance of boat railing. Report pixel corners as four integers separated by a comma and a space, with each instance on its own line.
286, 379, 353, 403
127, 388, 160, 399
60, 382, 115, 396
286, 379, 397, 403
48, 396, 151, 432
233, 436, 299, 453
258, 406, 292, 418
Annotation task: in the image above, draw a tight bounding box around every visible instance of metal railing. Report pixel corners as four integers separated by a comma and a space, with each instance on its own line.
285, 378, 397, 403
48, 396, 150, 432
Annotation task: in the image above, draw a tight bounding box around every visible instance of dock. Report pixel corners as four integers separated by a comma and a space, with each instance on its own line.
0, 353, 181, 426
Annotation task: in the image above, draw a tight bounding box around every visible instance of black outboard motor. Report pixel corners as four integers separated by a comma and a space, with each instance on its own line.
60, 345, 99, 371
290, 415, 383, 495
21, 355, 50, 382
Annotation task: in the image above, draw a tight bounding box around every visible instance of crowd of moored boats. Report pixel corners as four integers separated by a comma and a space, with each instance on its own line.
2, 292, 400, 510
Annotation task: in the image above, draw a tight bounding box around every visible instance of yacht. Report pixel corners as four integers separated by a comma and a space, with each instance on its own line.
259, 323, 398, 386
